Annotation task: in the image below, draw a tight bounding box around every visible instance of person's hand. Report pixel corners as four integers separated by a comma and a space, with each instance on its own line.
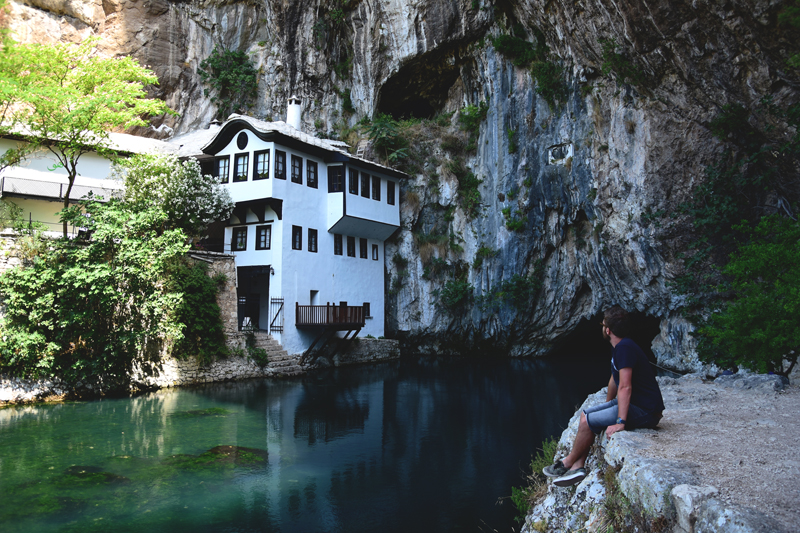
606, 423, 625, 438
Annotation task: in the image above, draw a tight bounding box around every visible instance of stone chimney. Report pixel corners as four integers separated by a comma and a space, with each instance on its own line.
287, 95, 302, 130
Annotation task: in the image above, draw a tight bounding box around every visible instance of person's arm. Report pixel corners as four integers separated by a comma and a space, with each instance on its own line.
606, 367, 632, 437
606, 374, 617, 401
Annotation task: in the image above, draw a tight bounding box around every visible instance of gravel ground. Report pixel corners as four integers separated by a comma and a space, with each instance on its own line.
635, 377, 800, 532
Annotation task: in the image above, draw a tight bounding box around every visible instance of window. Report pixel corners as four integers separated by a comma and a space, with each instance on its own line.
360, 238, 368, 259
231, 226, 247, 251
291, 155, 303, 184
275, 150, 286, 179
372, 244, 379, 261
334, 234, 343, 255
256, 225, 271, 250
254, 150, 270, 180
372, 176, 381, 201
360, 172, 370, 198
363, 302, 371, 318
347, 236, 355, 257
307, 161, 318, 188
292, 225, 302, 250
387, 181, 396, 205
234, 153, 249, 182
349, 168, 359, 195
328, 166, 344, 192
308, 228, 318, 253
215, 156, 230, 184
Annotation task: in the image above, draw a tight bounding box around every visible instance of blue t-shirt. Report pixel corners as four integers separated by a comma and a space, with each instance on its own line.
611, 338, 665, 413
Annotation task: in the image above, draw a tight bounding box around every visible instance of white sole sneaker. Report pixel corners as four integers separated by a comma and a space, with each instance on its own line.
554, 468, 587, 487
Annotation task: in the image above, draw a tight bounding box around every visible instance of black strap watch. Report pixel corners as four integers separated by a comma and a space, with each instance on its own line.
616, 417, 626, 425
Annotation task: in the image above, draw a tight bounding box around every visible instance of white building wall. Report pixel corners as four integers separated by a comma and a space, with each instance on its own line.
217, 130, 396, 356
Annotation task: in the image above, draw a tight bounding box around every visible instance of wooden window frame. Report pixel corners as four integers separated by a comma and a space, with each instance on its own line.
307, 160, 318, 188
328, 166, 344, 192
334, 234, 343, 255
292, 225, 302, 250
256, 225, 271, 250
215, 155, 230, 184
372, 175, 381, 201
387, 180, 396, 205
349, 168, 359, 195
231, 226, 247, 251
308, 228, 318, 253
233, 153, 249, 182
291, 154, 303, 184
253, 150, 270, 180
346, 235, 355, 257
275, 150, 287, 180
360, 172, 370, 198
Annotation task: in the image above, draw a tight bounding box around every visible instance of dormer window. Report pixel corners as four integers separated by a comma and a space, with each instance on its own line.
254, 150, 270, 180
215, 156, 230, 184
234, 153, 249, 182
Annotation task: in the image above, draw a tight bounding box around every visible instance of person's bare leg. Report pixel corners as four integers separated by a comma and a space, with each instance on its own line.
561, 412, 594, 470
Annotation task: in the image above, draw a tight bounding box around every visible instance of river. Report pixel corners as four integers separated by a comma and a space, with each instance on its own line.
0, 355, 609, 532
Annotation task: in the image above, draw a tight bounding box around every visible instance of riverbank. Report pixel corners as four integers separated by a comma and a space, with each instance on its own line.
0, 337, 400, 405
526, 372, 798, 533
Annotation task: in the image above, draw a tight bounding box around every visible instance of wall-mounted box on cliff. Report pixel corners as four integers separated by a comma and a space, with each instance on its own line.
547, 143, 573, 165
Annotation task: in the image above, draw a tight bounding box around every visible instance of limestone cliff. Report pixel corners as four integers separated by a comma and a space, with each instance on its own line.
5, 0, 798, 370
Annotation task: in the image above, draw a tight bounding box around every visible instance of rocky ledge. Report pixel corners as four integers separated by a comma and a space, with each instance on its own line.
526, 373, 798, 533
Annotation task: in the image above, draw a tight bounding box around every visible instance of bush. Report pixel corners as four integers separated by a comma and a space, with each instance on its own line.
435, 277, 473, 312
599, 38, 646, 86
117, 153, 234, 237
198, 46, 258, 120
169, 260, 229, 365
0, 200, 189, 382
510, 436, 558, 523
531, 59, 567, 109
697, 215, 800, 376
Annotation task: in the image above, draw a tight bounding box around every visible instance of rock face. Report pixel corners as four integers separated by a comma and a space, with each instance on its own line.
5, 0, 798, 370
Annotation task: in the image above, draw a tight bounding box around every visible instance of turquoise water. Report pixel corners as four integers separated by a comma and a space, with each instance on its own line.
0, 356, 609, 532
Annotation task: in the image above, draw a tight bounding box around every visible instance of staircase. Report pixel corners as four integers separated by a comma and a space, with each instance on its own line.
251, 332, 305, 377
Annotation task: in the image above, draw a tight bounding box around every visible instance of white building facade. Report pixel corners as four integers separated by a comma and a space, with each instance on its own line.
183, 111, 406, 356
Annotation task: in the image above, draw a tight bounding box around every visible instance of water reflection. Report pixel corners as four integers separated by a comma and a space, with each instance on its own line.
0, 355, 608, 532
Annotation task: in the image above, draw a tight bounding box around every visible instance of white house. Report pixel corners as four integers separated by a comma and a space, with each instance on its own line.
0, 132, 174, 235
0, 100, 407, 358
172, 99, 407, 356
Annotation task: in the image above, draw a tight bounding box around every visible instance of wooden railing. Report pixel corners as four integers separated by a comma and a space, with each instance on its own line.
296, 303, 365, 328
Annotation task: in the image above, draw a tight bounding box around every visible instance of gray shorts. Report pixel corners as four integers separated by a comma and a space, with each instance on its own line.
584, 399, 662, 434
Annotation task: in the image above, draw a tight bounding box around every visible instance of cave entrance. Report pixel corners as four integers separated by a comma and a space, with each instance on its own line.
376, 46, 472, 120
547, 312, 662, 364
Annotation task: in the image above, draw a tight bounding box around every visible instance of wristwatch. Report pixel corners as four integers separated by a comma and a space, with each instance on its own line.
616, 417, 626, 425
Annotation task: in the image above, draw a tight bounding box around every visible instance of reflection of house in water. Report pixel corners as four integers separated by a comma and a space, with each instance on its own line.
293, 386, 370, 444
174, 97, 408, 356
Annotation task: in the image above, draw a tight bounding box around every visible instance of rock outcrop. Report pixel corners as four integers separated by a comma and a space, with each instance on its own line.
4, 0, 798, 370
526, 373, 798, 532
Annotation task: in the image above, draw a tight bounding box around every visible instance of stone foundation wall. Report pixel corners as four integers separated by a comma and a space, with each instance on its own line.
331, 338, 401, 366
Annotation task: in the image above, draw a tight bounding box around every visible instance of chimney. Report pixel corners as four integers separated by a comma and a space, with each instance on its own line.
287, 95, 302, 130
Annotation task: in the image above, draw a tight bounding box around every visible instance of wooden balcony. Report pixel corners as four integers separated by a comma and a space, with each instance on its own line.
296, 303, 366, 329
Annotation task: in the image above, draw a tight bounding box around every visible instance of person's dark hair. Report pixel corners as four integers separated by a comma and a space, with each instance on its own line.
604, 306, 631, 338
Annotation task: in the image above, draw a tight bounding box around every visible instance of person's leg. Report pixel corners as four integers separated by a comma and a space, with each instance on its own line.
561, 400, 618, 470
561, 411, 594, 470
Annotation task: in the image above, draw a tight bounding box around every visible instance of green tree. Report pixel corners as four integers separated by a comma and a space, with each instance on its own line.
116, 153, 234, 237
198, 46, 259, 120
697, 216, 800, 376
0, 37, 170, 236
0, 199, 188, 382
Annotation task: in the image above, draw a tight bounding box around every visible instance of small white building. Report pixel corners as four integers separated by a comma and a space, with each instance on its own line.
0, 132, 174, 235
174, 100, 407, 356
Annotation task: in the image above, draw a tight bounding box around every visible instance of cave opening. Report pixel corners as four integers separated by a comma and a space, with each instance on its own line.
376, 46, 471, 120
548, 311, 662, 364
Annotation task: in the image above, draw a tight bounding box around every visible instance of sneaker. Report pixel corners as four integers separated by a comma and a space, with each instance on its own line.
542, 460, 569, 478
554, 467, 588, 487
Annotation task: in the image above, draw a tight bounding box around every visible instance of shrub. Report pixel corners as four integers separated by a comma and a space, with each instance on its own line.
198, 46, 258, 119
435, 277, 473, 312
510, 436, 558, 523
472, 246, 498, 269
599, 38, 646, 86
531, 59, 567, 109
697, 215, 800, 376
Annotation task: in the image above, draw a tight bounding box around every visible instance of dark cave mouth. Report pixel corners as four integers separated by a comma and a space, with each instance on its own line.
376, 47, 472, 120
547, 312, 662, 363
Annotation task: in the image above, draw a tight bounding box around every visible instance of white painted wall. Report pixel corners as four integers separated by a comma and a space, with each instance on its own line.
218, 130, 397, 356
